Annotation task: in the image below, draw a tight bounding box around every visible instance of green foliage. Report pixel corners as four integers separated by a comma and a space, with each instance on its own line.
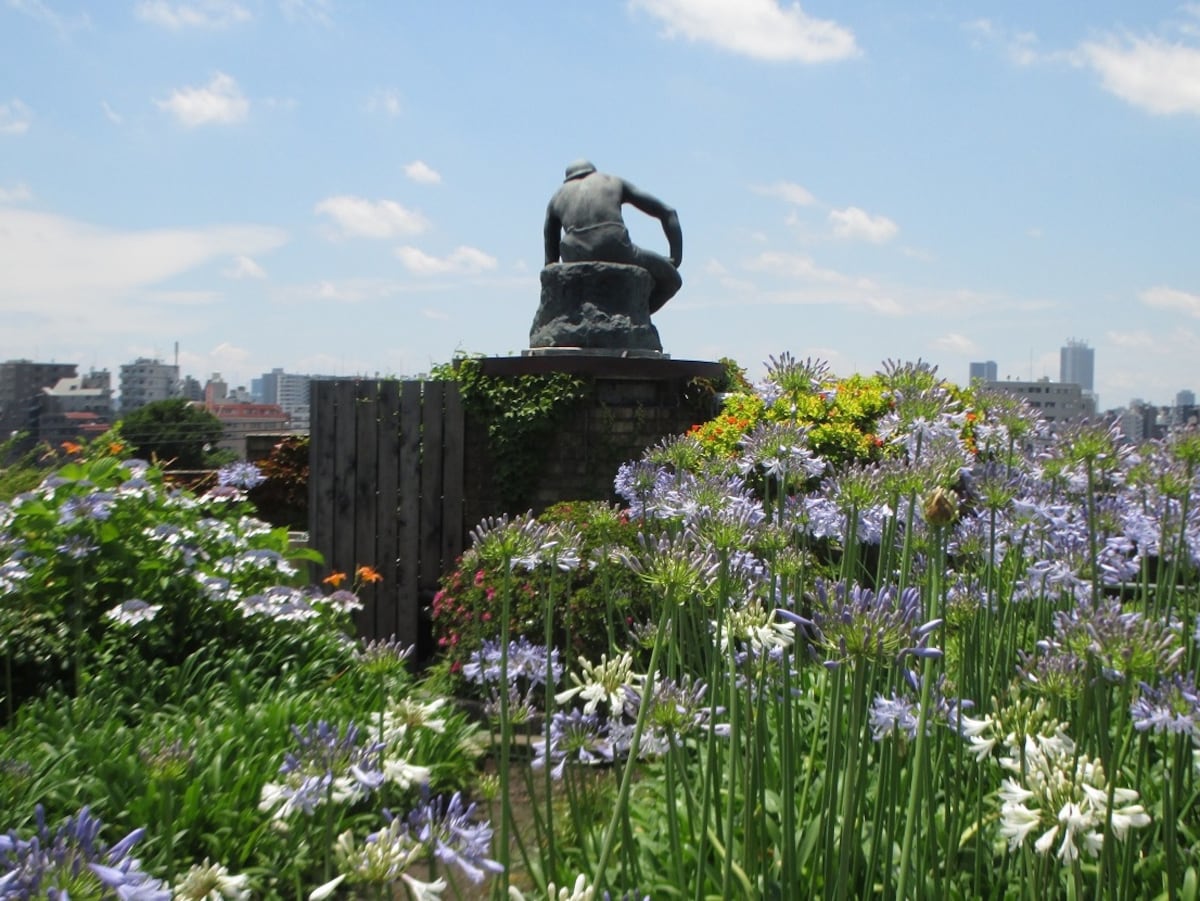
0, 638, 486, 895
0, 442, 336, 714
432, 354, 590, 510
689, 369, 956, 468
118, 397, 224, 469
430, 501, 653, 682
0, 433, 51, 501
0, 441, 487, 895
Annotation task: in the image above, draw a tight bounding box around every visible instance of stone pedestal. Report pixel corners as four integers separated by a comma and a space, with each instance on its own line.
463, 355, 727, 523
530, 262, 662, 352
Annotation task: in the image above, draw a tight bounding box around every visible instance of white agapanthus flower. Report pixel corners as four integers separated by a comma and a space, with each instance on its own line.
173, 859, 251, 900
309, 822, 446, 900
716, 603, 795, 655
508, 873, 595, 901
382, 697, 448, 744
555, 652, 644, 715
383, 757, 432, 790
995, 729, 1150, 863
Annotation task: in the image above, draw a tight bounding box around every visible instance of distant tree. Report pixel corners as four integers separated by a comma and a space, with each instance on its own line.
119, 399, 224, 469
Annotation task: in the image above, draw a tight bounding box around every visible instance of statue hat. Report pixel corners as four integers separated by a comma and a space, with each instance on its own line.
564, 159, 597, 181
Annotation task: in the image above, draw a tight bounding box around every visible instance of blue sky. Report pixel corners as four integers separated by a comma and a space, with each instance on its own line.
3, 1, 1199, 407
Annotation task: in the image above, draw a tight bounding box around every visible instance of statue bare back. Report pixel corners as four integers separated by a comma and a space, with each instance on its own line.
543, 160, 683, 314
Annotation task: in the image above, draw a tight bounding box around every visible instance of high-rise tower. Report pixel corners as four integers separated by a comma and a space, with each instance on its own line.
1059, 339, 1094, 393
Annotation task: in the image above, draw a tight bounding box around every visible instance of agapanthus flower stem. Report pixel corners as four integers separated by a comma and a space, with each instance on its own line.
896, 524, 946, 898
497, 554, 514, 895
834, 661, 871, 899
592, 600, 672, 892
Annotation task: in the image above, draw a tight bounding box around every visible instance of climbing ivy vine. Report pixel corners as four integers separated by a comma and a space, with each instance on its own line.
431, 355, 591, 510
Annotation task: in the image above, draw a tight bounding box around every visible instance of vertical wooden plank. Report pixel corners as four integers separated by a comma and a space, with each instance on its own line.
353, 380, 380, 638
440, 381, 465, 573
418, 381, 446, 599
374, 380, 401, 642
308, 380, 338, 579
332, 380, 359, 624
396, 381, 422, 650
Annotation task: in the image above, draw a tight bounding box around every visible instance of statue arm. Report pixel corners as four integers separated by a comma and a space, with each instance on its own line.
543, 205, 562, 265
622, 181, 683, 267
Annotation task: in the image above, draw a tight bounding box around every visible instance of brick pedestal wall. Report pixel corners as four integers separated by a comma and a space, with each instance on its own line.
462, 356, 724, 528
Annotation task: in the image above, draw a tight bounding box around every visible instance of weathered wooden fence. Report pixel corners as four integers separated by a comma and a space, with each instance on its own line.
308, 379, 464, 648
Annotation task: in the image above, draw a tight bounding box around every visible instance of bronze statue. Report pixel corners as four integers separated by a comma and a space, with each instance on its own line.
543, 160, 683, 313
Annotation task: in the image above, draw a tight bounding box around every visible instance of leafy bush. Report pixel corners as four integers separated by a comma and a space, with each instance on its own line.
0, 634, 489, 896
430, 501, 654, 683
247, 435, 310, 530
0, 445, 491, 895
0, 443, 328, 714
689, 356, 976, 471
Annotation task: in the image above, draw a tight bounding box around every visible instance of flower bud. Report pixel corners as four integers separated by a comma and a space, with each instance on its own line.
923, 487, 959, 526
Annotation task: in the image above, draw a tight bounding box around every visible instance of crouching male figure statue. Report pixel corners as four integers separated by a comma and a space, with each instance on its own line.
543, 160, 683, 314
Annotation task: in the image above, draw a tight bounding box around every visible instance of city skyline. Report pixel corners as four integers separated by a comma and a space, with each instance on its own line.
3, 3, 1200, 406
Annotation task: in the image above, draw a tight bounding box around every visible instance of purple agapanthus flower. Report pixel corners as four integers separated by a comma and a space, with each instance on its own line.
869, 693, 920, 741
1055, 598, 1183, 683
0, 805, 169, 899
1131, 673, 1200, 736
405, 792, 504, 884
259, 721, 384, 819
463, 637, 562, 688
614, 461, 674, 519
532, 709, 615, 780
738, 420, 826, 483
216, 461, 266, 490
779, 579, 942, 669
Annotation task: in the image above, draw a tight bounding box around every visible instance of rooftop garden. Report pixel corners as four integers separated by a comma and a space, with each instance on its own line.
2, 353, 1199, 899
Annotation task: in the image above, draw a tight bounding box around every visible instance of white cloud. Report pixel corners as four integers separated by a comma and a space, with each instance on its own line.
223, 254, 266, 279
0, 182, 32, 203
279, 278, 414, 304
747, 251, 849, 283
101, 100, 123, 124
279, 0, 331, 26
395, 245, 498, 276
630, 0, 859, 63
157, 72, 249, 127
829, 206, 898, 243
743, 250, 904, 314
964, 19, 1040, 66
1141, 285, 1200, 317
0, 99, 32, 135
404, 160, 442, 184
933, 333, 977, 354
1106, 329, 1156, 349
315, 195, 429, 239
0, 207, 286, 342
8, 0, 89, 33
208, 341, 252, 367
751, 181, 815, 205
367, 89, 402, 117
1080, 35, 1200, 115
901, 246, 935, 262
135, 0, 251, 29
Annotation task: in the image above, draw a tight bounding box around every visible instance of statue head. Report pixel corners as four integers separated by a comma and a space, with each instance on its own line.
564, 159, 597, 182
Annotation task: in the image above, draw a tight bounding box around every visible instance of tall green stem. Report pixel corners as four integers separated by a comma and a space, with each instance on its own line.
593, 599, 672, 892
